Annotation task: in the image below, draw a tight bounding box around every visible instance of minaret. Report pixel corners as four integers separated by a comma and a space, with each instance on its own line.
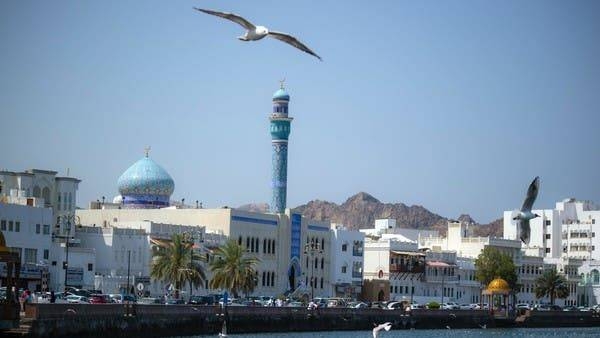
270, 81, 293, 213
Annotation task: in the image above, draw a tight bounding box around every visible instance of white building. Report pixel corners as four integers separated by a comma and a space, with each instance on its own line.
0, 168, 94, 292
329, 224, 364, 299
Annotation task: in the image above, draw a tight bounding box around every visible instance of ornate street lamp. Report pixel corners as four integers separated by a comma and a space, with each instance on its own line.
53, 214, 80, 293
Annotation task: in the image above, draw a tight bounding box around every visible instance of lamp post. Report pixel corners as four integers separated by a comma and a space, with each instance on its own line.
53, 214, 79, 294
440, 267, 445, 305
126, 250, 131, 296
183, 230, 204, 302
304, 240, 322, 300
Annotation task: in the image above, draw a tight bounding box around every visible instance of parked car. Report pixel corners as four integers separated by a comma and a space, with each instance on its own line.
516, 303, 531, 310
188, 295, 217, 305
326, 298, 347, 308
66, 295, 90, 304
348, 301, 368, 309
459, 303, 477, 310
386, 301, 404, 310
138, 297, 162, 305
89, 294, 109, 304
563, 306, 579, 311
474, 303, 489, 310
442, 302, 460, 310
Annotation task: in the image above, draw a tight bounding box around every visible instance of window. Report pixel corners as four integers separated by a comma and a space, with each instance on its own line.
8, 221, 13, 231
88, 263, 93, 271
545, 248, 551, 253
36, 224, 41, 234
15, 221, 20, 232
342, 244, 347, 252
24, 248, 37, 264
545, 220, 551, 226
545, 234, 551, 239
43, 224, 50, 235
342, 266, 347, 273
43, 249, 49, 260
1, 220, 5, 231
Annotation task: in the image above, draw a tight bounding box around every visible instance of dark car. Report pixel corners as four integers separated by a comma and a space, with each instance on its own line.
166, 298, 185, 305
188, 295, 217, 305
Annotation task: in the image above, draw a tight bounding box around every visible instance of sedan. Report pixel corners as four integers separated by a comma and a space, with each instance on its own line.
66, 295, 90, 304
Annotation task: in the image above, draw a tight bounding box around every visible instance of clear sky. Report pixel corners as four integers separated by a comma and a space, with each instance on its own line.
1, 0, 599, 223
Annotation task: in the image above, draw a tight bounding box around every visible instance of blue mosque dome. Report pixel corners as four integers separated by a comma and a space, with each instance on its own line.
117, 153, 174, 208
272, 88, 290, 101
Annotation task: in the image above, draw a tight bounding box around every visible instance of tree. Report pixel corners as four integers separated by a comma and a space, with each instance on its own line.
474, 246, 518, 289
209, 240, 260, 298
534, 268, 569, 305
151, 233, 205, 299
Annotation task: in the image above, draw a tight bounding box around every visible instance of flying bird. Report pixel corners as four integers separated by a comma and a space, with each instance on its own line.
512, 176, 541, 245
194, 8, 322, 60
372, 322, 392, 338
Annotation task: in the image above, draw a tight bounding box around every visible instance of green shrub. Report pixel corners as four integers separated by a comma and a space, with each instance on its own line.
427, 301, 440, 309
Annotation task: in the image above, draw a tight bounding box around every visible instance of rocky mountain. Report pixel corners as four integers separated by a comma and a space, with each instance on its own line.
238, 192, 503, 237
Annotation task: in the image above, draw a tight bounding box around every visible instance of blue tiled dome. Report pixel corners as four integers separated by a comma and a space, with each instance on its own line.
117, 156, 174, 198
273, 88, 290, 101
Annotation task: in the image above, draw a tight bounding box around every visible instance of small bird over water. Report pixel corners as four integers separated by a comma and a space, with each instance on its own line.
372, 322, 392, 338
513, 176, 541, 245
194, 8, 322, 60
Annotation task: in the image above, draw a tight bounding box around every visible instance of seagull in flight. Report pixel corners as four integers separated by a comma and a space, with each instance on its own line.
372, 322, 392, 338
194, 8, 322, 61
512, 176, 541, 245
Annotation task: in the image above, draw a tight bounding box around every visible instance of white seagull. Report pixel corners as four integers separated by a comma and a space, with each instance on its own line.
372, 322, 392, 338
512, 176, 541, 245
194, 8, 322, 60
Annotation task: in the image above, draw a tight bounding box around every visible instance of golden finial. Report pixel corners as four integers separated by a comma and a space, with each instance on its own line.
279, 78, 286, 89
144, 146, 151, 158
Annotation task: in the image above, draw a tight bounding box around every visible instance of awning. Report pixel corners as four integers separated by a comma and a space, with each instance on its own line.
426, 261, 456, 267
391, 251, 426, 257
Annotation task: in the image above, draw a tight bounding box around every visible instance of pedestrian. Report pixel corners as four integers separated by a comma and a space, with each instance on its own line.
50, 291, 56, 304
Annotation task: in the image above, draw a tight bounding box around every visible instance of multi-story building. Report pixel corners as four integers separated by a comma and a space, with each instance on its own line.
329, 224, 364, 299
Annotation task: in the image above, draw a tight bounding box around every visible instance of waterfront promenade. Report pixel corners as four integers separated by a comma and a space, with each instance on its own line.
3, 304, 600, 337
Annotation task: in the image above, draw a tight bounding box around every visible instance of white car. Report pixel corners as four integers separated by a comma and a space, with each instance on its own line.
66, 295, 90, 304
442, 302, 460, 310
459, 303, 477, 310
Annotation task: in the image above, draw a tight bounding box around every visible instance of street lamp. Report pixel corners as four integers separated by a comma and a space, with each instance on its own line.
183, 230, 204, 302
53, 214, 80, 294
304, 240, 322, 300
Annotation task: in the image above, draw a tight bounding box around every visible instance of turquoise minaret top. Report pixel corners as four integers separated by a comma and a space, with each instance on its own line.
270, 82, 293, 213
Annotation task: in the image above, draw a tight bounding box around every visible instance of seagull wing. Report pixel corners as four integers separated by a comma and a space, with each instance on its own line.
520, 176, 540, 211
194, 8, 256, 30
268, 31, 322, 60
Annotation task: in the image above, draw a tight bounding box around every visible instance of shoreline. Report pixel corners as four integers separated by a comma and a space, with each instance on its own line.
3, 304, 600, 337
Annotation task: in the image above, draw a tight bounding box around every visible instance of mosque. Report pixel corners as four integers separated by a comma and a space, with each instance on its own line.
75, 85, 364, 298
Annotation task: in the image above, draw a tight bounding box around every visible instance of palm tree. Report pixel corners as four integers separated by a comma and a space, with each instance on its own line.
151, 233, 205, 299
209, 240, 260, 298
534, 268, 569, 305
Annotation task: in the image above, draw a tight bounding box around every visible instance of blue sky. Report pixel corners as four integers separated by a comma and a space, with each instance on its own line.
1, 0, 598, 223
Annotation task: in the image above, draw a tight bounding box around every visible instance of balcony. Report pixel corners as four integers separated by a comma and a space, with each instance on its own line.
389, 264, 425, 274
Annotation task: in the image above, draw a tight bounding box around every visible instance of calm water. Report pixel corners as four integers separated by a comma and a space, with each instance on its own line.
176, 327, 600, 338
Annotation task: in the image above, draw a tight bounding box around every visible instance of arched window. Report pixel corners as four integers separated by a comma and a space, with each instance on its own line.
591, 269, 600, 284
270, 272, 275, 286
314, 257, 318, 269
320, 277, 324, 289
238, 236, 242, 245
321, 257, 324, 269
321, 238, 325, 251
250, 238, 255, 252
263, 239, 267, 254
246, 237, 250, 250
262, 271, 266, 286
272, 240, 276, 254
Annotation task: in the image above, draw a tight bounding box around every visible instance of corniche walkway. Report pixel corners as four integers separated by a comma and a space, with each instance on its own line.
3, 304, 600, 338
